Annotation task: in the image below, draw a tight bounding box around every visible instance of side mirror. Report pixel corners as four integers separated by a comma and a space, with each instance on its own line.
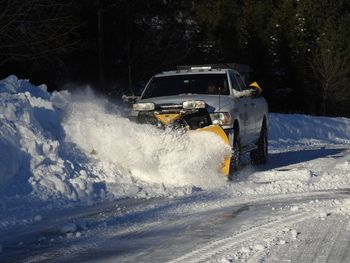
248, 82, 262, 97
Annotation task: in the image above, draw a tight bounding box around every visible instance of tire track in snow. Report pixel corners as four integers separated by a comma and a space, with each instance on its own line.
322, 218, 347, 262
296, 216, 334, 262
265, 215, 350, 263
168, 211, 317, 263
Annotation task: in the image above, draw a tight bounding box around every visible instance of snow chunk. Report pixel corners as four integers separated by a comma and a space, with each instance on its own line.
291, 229, 299, 240
34, 215, 42, 222
254, 244, 265, 251
282, 227, 291, 233
290, 206, 299, 212
60, 223, 77, 234
77, 220, 89, 231
319, 211, 331, 219
241, 247, 251, 253
0, 75, 19, 93
218, 257, 231, 263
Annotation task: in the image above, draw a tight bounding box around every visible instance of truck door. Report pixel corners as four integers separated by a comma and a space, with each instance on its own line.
229, 72, 251, 147
235, 73, 260, 142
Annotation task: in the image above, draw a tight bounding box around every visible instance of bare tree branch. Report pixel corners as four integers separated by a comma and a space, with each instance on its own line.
0, 0, 80, 64
310, 47, 350, 114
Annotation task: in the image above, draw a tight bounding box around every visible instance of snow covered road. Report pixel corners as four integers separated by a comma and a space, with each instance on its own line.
3, 146, 350, 262
1, 76, 350, 262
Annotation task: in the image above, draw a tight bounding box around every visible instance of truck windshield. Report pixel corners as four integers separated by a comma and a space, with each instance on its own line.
142, 73, 229, 99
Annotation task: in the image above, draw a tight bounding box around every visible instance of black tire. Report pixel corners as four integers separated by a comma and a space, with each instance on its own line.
229, 130, 240, 180
250, 121, 268, 165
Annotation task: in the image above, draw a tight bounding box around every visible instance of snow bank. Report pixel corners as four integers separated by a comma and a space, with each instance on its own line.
0, 75, 55, 193
0, 76, 228, 205
269, 113, 350, 150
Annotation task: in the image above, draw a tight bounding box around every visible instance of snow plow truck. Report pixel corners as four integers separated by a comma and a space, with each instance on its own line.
128, 65, 268, 178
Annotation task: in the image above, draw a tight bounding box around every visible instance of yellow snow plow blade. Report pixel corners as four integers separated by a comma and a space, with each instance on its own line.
155, 113, 231, 176
196, 125, 231, 177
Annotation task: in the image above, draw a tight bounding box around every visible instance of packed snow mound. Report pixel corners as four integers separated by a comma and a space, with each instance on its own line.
0, 76, 229, 204
0, 75, 58, 195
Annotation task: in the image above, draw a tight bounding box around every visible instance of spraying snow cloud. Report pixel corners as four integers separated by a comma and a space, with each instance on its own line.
62, 91, 229, 188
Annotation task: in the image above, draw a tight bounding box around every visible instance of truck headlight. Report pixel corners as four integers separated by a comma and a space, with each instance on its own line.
133, 102, 155, 111
210, 112, 232, 126
183, 100, 206, 109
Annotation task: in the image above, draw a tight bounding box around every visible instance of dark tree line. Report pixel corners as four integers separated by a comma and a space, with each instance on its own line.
1, 0, 350, 116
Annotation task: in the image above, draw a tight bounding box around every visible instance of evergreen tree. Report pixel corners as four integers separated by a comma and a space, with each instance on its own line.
105, 0, 197, 94
193, 0, 243, 62
291, 0, 350, 114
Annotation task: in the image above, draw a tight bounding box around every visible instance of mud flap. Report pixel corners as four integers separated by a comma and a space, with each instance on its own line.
196, 125, 232, 177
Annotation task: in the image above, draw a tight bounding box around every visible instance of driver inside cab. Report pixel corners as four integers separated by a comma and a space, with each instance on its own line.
207, 82, 217, 94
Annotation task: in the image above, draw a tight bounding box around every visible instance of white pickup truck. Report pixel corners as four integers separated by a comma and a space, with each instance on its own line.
131, 65, 269, 173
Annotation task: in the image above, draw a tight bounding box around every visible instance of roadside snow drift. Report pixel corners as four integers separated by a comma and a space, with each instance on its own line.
0, 76, 229, 204
269, 113, 350, 150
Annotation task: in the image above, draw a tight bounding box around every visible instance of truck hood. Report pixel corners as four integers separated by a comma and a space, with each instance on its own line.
139, 94, 233, 113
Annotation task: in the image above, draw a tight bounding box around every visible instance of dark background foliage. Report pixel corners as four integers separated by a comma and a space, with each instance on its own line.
1, 0, 350, 116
